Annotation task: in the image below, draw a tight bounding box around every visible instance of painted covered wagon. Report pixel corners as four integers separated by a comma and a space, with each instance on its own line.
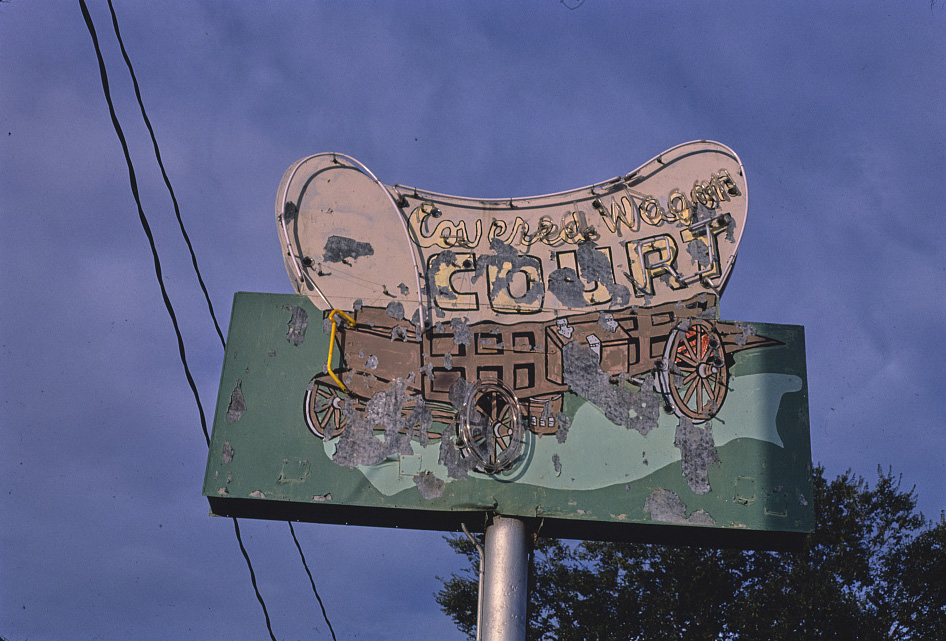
277, 142, 776, 473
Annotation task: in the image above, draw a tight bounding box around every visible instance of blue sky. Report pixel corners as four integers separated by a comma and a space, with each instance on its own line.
2, 2, 944, 640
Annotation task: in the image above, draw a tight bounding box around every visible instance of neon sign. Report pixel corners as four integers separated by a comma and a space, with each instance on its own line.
204, 141, 813, 546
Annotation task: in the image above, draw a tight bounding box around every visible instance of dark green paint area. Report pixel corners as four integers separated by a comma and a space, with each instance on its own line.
204, 293, 813, 548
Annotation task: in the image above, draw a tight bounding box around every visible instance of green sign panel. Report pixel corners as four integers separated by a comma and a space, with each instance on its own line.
204, 292, 812, 547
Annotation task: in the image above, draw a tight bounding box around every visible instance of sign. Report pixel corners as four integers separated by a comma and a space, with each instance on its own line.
204, 142, 813, 547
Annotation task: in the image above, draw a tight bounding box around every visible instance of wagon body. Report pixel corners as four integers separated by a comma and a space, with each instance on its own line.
307, 290, 777, 444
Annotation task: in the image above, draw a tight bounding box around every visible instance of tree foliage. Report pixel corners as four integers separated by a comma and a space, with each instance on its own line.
437, 466, 945, 640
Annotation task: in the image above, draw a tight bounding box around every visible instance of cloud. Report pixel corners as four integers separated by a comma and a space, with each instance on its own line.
3, 2, 945, 639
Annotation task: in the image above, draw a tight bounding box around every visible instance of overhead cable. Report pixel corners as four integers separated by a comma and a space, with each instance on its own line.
84, 3, 339, 639
101, 3, 339, 638
78, 3, 277, 639
103, 0, 226, 349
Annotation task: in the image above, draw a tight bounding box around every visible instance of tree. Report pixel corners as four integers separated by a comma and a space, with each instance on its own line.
437, 466, 946, 640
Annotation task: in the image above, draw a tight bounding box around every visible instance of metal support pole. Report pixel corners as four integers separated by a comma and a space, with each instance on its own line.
481, 516, 530, 641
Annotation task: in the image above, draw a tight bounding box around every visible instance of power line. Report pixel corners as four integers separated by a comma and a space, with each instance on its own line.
104, 0, 226, 349
77, 0, 213, 450
78, 2, 277, 639
232, 518, 279, 641
290, 522, 339, 641
83, 3, 339, 639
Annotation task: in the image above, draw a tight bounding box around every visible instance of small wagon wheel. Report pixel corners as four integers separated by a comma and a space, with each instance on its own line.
659, 320, 728, 423
304, 376, 348, 439
458, 379, 525, 474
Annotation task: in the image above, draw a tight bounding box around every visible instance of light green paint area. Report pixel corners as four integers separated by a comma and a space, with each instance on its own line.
343, 373, 801, 495
204, 293, 814, 540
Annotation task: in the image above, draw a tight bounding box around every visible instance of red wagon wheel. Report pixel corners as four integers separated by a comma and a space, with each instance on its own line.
304, 376, 348, 439
660, 320, 728, 423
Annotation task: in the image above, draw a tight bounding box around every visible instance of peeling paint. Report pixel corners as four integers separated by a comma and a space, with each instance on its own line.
426, 251, 461, 303
697, 305, 719, 321
436, 378, 479, 480
555, 412, 571, 444
332, 407, 384, 467
322, 235, 374, 263
598, 312, 619, 333
548, 267, 586, 308
561, 341, 662, 434
472, 239, 546, 309
283, 305, 308, 345
221, 442, 234, 464
552, 453, 562, 476
644, 488, 716, 525
684, 230, 712, 269
413, 471, 445, 499
226, 380, 245, 424
450, 317, 472, 346
674, 417, 720, 495
690, 202, 714, 225
438, 418, 477, 480
732, 322, 758, 346
419, 356, 434, 379
311, 493, 332, 502
249, 490, 266, 498
410, 308, 424, 340
385, 301, 405, 321
576, 241, 631, 307
332, 378, 432, 469
555, 318, 574, 338
448, 377, 475, 412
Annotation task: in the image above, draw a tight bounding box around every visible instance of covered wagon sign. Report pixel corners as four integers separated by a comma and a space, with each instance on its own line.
204, 141, 813, 547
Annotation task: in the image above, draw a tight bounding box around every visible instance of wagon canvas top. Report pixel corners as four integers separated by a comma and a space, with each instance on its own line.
276, 140, 747, 326
204, 141, 813, 548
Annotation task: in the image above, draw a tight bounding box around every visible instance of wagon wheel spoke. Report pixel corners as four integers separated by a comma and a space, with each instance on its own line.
694, 378, 706, 414
678, 356, 699, 370
493, 408, 513, 456
680, 334, 698, 362
695, 325, 708, 360
469, 409, 489, 444
682, 375, 699, 405
314, 388, 340, 428
486, 398, 502, 424
708, 372, 726, 406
